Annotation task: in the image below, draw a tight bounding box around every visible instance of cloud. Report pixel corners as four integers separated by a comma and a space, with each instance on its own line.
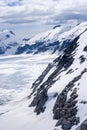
4, 19, 36, 24
0, 0, 87, 25
7, 0, 22, 7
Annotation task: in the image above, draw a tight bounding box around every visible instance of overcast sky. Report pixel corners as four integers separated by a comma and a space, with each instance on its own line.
0, 0, 87, 38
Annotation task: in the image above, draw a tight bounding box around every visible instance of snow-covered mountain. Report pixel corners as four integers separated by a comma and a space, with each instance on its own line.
0, 21, 87, 130
28, 21, 87, 130
0, 29, 20, 55
15, 21, 78, 55
0, 21, 80, 55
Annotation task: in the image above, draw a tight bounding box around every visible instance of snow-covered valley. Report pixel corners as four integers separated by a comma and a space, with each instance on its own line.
0, 54, 57, 130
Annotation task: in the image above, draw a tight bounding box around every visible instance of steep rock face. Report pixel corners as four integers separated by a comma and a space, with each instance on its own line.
29, 36, 79, 115
29, 22, 87, 130
53, 69, 87, 130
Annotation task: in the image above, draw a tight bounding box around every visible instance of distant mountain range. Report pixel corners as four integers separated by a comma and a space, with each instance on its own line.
0, 21, 78, 55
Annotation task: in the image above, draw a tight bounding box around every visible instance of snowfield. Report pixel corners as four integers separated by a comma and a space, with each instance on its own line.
1, 21, 87, 130
0, 54, 57, 130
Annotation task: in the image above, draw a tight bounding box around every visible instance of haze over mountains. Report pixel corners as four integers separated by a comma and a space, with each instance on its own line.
0, 0, 87, 130
0, 0, 87, 38
0, 21, 78, 55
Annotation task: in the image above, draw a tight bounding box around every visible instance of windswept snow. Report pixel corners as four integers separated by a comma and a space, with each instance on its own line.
0, 54, 57, 130
27, 21, 78, 46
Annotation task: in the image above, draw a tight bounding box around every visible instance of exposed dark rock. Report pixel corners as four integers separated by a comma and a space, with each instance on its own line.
81, 123, 87, 130
83, 45, 87, 52
76, 119, 87, 130
75, 68, 78, 70
17, 34, 79, 55
0, 46, 6, 54
0, 113, 4, 115
77, 83, 80, 86
79, 55, 86, 64
33, 41, 60, 54
53, 92, 58, 98
56, 53, 74, 70
15, 44, 33, 54
8, 42, 18, 47
16, 40, 60, 54
0, 49, 5, 54
6, 34, 10, 38
53, 56, 61, 63
80, 101, 87, 104
29, 36, 80, 115
29, 88, 48, 115
62, 119, 71, 130
63, 36, 79, 54
54, 128, 59, 130
0, 111, 9, 116
53, 25, 61, 29
66, 69, 74, 75
53, 92, 67, 115
53, 68, 87, 130
22, 38, 30, 42
9, 30, 15, 35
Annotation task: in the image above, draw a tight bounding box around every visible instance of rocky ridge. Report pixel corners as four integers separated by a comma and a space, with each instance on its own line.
29, 22, 87, 130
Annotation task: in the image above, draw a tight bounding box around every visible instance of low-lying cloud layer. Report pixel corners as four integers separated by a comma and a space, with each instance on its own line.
0, 0, 87, 25
0, 0, 87, 38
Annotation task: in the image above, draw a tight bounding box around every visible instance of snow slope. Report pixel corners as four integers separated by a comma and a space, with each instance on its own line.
0, 21, 87, 130
16, 21, 78, 55
28, 22, 87, 130
0, 54, 56, 130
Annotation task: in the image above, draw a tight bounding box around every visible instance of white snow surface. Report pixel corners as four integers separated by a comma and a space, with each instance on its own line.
27, 22, 87, 130
26, 21, 78, 46
0, 53, 57, 130
0, 21, 87, 130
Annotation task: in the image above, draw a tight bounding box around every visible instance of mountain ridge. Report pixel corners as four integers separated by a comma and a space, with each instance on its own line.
0, 21, 79, 55
28, 22, 87, 130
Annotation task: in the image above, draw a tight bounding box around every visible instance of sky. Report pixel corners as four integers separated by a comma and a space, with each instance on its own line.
0, 0, 87, 38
